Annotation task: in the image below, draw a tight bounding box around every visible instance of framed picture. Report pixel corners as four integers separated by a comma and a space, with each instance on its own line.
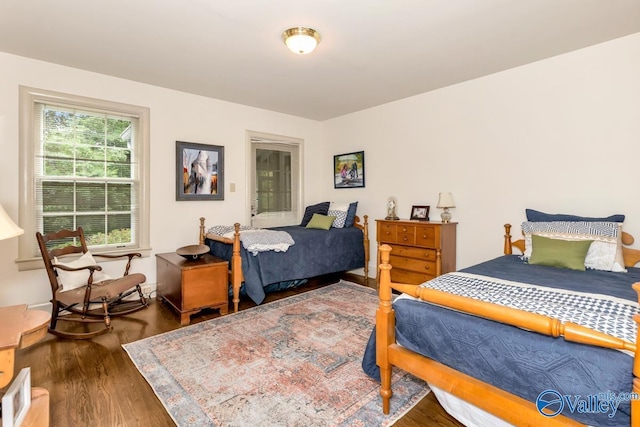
410, 205, 430, 221
334, 151, 365, 189
176, 141, 224, 201
2, 368, 31, 427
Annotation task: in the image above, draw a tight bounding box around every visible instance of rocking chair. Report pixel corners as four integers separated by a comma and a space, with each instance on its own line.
36, 227, 148, 339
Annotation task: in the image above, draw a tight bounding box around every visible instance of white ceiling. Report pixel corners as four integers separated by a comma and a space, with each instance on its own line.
1, 1, 639, 121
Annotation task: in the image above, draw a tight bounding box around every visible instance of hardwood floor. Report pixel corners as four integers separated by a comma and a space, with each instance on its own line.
14, 273, 464, 427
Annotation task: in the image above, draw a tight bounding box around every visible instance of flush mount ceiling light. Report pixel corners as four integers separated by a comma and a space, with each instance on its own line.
282, 27, 321, 55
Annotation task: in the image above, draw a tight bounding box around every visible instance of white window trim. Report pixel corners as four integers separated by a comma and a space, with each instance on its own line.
245, 130, 304, 227
17, 86, 151, 271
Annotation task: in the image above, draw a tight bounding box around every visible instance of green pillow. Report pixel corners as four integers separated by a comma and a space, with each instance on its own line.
305, 213, 336, 230
529, 234, 593, 271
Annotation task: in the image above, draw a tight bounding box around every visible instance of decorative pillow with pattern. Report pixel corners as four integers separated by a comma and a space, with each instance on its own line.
521, 221, 626, 272
327, 202, 350, 228
300, 202, 330, 227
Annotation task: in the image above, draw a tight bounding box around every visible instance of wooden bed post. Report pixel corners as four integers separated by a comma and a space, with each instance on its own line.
504, 223, 513, 255
363, 215, 370, 281
231, 223, 242, 313
376, 244, 395, 415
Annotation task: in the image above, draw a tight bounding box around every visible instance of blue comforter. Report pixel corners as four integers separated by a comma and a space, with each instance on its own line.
362, 255, 640, 426
206, 225, 365, 304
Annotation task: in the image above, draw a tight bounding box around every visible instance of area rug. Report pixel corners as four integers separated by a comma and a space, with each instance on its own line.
123, 281, 429, 426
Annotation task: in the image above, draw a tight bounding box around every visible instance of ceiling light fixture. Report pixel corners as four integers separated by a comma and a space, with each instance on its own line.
282, 27, 321, 55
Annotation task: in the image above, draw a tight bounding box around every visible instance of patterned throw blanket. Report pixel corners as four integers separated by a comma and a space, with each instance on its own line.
207, 225, 295, 256
415, 272, 639, 345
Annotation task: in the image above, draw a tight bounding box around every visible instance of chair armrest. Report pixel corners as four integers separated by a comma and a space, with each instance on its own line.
93, 252, 142, 276
54, 264, 102, 273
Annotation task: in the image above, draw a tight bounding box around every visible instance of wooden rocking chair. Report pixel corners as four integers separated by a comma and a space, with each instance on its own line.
36, 227, 148, 339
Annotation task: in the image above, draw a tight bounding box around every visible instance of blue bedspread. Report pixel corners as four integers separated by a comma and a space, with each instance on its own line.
362, 255, 640, 426
206, 225, 365, 304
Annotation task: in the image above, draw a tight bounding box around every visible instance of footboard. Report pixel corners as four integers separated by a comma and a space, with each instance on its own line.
376, 243, 640, 426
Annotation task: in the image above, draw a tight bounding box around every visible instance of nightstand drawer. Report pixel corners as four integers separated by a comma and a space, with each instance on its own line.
378, 224, 397, 243
389, 245, 436, 261
390, 255, 437, 275
415, 225, 437, 248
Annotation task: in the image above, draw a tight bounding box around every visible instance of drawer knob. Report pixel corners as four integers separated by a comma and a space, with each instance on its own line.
402, 236, 407, 241
424, 265, 431, 271
422, 234, 427, 238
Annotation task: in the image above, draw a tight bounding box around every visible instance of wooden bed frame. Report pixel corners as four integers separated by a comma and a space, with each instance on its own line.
377, 223, 640, 426
199, 215, 370, 313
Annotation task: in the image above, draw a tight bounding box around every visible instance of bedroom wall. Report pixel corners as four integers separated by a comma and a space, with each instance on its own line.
322, 33, 640, 272
0, 53, 323, 308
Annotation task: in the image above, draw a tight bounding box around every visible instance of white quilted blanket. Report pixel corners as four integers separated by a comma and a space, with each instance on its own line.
207, 225, 295, 255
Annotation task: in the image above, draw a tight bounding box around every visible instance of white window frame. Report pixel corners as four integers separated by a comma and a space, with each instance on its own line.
246, 130, 303, 228
17, 86, 151, 271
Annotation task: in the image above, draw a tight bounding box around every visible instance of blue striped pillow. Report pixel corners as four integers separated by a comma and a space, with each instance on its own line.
300, 202, 330, 226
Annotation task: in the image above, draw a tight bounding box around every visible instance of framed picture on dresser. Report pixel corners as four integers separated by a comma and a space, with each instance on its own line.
2, 368, 31, 427
410, 205, 430, 221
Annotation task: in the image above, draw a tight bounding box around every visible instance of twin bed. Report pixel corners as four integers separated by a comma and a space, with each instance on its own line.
198, 215, 370, 312
364, 213, 640, 426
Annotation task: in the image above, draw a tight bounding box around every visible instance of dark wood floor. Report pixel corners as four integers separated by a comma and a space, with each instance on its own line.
14, 273, 464, 427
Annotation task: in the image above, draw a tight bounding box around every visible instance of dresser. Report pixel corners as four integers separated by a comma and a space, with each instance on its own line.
376, 219, 457, 285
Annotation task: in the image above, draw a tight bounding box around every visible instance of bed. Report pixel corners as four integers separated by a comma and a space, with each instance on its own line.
363, 215, 640, 426
198, 214, 369, 312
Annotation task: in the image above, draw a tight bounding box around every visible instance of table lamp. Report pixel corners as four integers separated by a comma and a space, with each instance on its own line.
436, 192, 455, 223
0, 202, 24, 241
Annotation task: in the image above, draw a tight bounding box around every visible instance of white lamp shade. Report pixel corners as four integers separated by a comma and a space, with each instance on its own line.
436, 192, 455, 209
283, 27, 320, 55
0, 203, 24, 240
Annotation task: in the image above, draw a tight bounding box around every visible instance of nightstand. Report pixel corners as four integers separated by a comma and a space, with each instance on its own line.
156, 252, 229, 325
376, 219, 457, 285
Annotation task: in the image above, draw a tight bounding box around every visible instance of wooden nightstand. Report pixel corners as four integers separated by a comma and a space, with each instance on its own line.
156, 252, 229, 325
376, 219, 457, 285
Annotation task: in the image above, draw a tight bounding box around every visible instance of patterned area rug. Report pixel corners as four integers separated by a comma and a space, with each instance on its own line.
123, 281, 429, 426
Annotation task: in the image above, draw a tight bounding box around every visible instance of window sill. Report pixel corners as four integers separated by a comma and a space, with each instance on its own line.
16, 247, 152, 271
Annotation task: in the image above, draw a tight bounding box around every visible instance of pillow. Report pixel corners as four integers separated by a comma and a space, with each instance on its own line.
344, 202, 358, 228
521, 221, 626, 272
305, 214, 336, 230
525, 209, 625, 223
54, 251, 111, 291
528, 235, 593, 271
300, 202, 330, 226
327, 202, 350, 228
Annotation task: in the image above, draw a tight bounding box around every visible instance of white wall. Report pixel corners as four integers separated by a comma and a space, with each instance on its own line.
0, 53, 323, 308
323, 33, 640, 272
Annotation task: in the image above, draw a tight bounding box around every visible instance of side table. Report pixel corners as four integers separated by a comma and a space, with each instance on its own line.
156, 252, 229, 325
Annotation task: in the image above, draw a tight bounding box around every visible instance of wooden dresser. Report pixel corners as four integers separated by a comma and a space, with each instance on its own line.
376, 219, 457, 285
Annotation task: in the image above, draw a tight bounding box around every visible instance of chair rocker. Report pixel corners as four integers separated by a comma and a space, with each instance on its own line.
36, 227, 148, 339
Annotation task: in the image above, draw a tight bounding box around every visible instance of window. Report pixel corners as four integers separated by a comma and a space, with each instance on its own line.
247, 131, 302, 228
17, 87, 150, 270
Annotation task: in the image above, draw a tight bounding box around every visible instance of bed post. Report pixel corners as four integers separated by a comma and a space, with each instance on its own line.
230, 223, 242, 313
632, 284, 640, 427
199, 217, 206, 245
376, 244, 395, 415
363, 215, 370, 281
504, 223, 513, 255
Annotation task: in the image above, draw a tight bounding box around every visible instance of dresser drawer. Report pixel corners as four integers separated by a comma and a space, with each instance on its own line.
389, 245, 436, 261
390, 268, 434, 285
396, 232, 415, 245
415, 225, 437, 248
378, 223, 397, 243
390, 254, 437, 276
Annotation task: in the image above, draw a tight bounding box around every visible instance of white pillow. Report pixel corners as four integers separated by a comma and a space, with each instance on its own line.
327, 202, 350, 228
54, 251, 112, 291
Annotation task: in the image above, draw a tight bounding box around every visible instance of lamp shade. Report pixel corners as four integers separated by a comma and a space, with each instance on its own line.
0, 203, 24, 241
436, 192, 455, 209
282, 27, 321, 55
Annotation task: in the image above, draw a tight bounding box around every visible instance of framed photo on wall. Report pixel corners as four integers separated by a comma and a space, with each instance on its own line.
334, 151, 365, 189
176, 141, 225, 201
410, 205, 430, 221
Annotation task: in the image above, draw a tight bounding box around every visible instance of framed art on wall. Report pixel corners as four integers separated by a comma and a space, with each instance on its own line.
410, 205, 430, 221
334, 151, 365, 189
176, 141, 225, 201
